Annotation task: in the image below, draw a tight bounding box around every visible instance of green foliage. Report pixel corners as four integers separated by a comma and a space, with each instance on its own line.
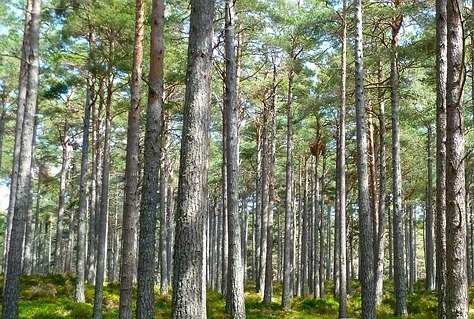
10, 275, 474, 319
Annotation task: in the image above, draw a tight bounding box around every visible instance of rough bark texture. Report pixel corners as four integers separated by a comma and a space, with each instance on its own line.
337, 1, 347, 316
436, 0, 447, 317
445, 0, 468, 318
171, 0, 214, 315
92, 72, 113, 319
75, 72, 93, 302
2, 1, 40, 317
375, 61, 386, 306
354, 0, 376, 317
426, 125, 435, 291
390, 4, 407, 315
3, 0, 32, 273
224, 0, 246, 316
136, 0, 164, 315
159, 111, 170, 295
119, 0, 144, 317
282, 68, 295, 311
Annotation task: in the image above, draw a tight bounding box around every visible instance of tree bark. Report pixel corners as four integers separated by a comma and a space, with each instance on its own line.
390, 2, 407, 315
436, 0, 447, 316
354, 0, 376, 317
136, 0, 164, 315
2, 1, 40, 317
119, 0, 144, 317
282, 62, 295, 311
426, 124, 435, 290
224, 0, 246, 316
337, 0, 347, 315
171, 0, 214, 314
445, 0, 468, 317
92, 70, 114, 319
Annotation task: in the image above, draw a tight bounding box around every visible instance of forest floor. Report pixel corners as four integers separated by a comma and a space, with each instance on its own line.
0, 274, 468, 318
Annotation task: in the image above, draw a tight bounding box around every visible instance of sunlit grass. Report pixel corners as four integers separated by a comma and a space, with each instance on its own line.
0, 274, 473, 318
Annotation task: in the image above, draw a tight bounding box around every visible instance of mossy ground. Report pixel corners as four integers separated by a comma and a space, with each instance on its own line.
0, 275, 472, 318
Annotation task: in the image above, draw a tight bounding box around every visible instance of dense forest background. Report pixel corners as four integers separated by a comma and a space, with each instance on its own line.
0, 0, 473, 318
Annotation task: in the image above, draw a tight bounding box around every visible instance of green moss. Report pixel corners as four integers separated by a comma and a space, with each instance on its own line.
11, 274, 474, 319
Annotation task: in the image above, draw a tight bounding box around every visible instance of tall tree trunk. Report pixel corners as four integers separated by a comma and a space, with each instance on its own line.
282, 62, 295, 311
2, 0, 40, 317
224, 0, 246, 316
3, 0, 33, 273
375, 61, 386, 305
136, 0, 164, 315
426, 124, 435, 290
258, 100, 270, 297
171, 0, 214, 314
159, 110, 170, 295
92, 71, 114, 319
119, 0, 144, 317
436, 0, 447, 316
390, 3, 407, 315
54, 133, 71, 273
445, 0, 468, 317
337, 0, 348, 315
354, 0, 376, 317
263, 62, 277, 305
75, 71, 93, 302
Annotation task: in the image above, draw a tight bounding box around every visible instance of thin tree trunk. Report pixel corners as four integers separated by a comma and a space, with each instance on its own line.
3, 0, 33, 273
2, 1, 40, 317
92, 71, 114, 319
426, 124, 435, 290
159, 110, 170, 295
54, 133, 71, 273
75, 71, 93, 302
436, 0, 447, 317
375, 60, 386, 305
337, 0, 347, 315
136, 0, 164, 314
224, 0, 246, 315
390, 3, 407, 314
119, 0, 144, 316
282, 63, 295, 311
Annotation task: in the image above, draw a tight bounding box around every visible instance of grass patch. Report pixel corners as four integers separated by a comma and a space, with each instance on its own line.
1, 274, 471, 318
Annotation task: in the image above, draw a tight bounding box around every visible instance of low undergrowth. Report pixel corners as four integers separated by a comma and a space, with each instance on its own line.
0, 275, 470, 318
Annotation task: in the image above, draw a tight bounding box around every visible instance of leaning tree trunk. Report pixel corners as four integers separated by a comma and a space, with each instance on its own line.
119, 0, 144, 317
3, 0, 33, 273
2, 1, 40, 317
171, 0, 214, 315
445, 0, 468, 318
